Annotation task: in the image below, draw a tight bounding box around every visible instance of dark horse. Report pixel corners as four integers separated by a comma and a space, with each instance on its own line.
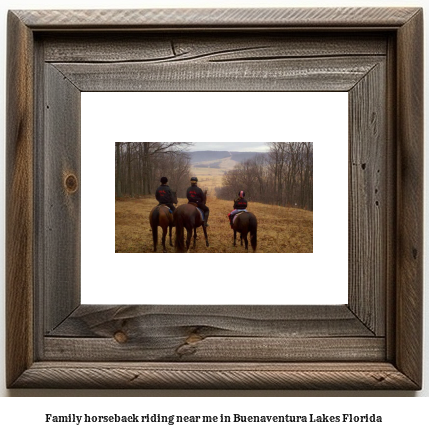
149, 191, 177, 252
174, 190, 209, 253
232, 211, 257, 252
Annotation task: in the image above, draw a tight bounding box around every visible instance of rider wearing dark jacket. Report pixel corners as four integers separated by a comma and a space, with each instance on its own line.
155, 177, 175, 212
229, 191, 248, 227
233, 191, 248, 210
186, 176, 209, 226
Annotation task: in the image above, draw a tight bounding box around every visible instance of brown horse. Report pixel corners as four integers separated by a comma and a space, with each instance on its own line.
174, 190, 209, 253
232, 211, 257, 252
149, 192, 177, 252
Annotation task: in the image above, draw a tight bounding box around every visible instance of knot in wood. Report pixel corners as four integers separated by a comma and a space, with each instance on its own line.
65, 174, 78, 193
186, 333, 203, 344
114, 331, 128, 343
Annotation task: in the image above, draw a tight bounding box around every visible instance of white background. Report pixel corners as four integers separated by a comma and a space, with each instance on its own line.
0, 0, 428, 424
82, 92, 348, 305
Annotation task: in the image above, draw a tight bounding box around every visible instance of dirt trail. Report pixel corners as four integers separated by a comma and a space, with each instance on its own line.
116, 196, 313, 253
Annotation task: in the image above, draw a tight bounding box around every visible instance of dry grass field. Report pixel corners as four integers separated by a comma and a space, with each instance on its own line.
190, 167, 225, 197
116, 195, 313, 253
116, 162, 313, 253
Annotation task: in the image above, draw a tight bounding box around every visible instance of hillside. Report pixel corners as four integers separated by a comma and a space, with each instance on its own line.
187, 151, 266, 196
189, 151, 230, 163
189, 150, 263, 164
189, 151, 264, 173
116, 196, 313, 253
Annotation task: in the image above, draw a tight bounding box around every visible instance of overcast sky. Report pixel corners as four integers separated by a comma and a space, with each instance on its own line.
191, 142, 269, 152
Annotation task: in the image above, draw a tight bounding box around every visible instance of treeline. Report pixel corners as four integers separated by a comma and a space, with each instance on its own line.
115, 142, 191, 198
216, 142, 313, 210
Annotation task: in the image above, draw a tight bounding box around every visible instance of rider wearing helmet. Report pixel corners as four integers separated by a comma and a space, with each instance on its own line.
155, 176, 176, 212
186, 176, 209, 227
229, 190, 248, 227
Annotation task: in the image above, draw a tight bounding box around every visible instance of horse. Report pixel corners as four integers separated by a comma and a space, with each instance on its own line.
174, 190, 209, 253
149, 191, 177, 253
232, 211, 257, 252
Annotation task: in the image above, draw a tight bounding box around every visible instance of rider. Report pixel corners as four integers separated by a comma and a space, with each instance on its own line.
228, 191, 248, 227
186, 176, 209, 227
155, 176, 176, 213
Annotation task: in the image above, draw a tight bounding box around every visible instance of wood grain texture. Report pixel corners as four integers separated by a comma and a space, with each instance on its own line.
14, 8, 421, 29
33, 38, 46, 361
43, 64, 81, 333
6, 11, 35, 388
348, 62, 386, 335
11, 362, 419, 390
395, 10, 423, 387
52, 56, 383, 92
385, 34, 398, 363
44, 305, 380, 362
47, 305, 375, 338
44, 337, 385, 362
42, 33, 388, 63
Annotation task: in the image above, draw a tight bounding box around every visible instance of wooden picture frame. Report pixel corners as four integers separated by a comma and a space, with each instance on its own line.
6, 7, 423, 389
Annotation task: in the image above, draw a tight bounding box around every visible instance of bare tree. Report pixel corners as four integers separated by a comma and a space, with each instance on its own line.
217, 142, 313, 210
115, 142, 192, 197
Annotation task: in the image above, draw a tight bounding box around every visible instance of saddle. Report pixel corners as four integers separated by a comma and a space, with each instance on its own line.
188, 202, 205, 220
232, 211, 247, 225
196, 208, 205, 221
158, 204, 173, 214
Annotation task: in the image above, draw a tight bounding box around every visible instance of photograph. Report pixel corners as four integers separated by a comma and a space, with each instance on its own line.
115, 141, 313, 254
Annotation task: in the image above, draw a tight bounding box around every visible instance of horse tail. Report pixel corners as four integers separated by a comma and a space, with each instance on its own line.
175, 211, 186, 253
151, 208, 159, 249
250, 214, 258, 252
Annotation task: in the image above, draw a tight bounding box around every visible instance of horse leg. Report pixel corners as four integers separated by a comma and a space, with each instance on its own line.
243, 231, 249, 250
169, 224, 173, 246
233, 230, 237, 247
186, 227, 192, 252
161, 226, 168, 253
152, 226, 157, 252
193, 227, 197, 248
202, 225, 209, 247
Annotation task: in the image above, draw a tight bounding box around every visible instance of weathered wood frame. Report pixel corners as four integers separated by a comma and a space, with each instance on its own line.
6, 8, 423, 389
